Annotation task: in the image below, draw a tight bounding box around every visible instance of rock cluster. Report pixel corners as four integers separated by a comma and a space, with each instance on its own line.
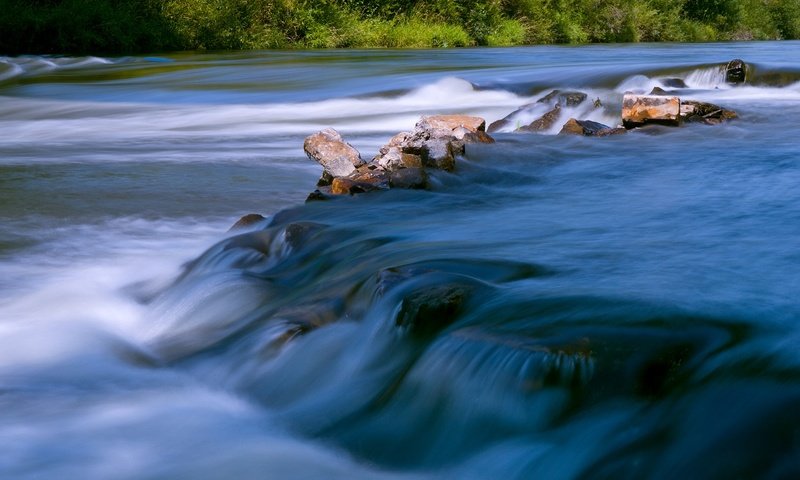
304, 115, 494, 198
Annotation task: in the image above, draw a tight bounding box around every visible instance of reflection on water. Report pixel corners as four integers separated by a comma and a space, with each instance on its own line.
1, 43, 800, 479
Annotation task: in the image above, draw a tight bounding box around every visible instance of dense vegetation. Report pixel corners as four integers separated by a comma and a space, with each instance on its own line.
2, 0, 799, 54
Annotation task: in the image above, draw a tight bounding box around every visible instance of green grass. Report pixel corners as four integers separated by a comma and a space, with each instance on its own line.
0, 0, 798, 55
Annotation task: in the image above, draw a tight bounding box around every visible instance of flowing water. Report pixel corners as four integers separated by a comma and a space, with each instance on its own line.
2, 42, 800, 479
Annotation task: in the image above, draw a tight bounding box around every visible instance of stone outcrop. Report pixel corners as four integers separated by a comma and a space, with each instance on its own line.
622, 94, 681, 129
304, 115, 494, 199
229, 213, 267, 231
488, 90, 588, 133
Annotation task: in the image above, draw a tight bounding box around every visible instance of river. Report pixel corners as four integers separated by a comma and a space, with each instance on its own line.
2, 42, 800, 479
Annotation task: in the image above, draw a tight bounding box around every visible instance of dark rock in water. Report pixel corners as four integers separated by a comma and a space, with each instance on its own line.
304, 128, 365, 178
649, 86, 669, 96
396, 284, 469, 337
229, 213, 266, 231
518, 104, 561, 132
283, 222, 326, 251
725, 59, 747, 85
622, 94, 680, 128
306, 189, 333, 202
316, 171, 334, 187
537, 89, 588, 107
662, 78, 688, 88
559, 118, 625, 137
680, 100, 738, 125
389, 167, 428, 190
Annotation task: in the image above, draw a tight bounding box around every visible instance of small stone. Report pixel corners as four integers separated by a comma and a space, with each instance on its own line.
306, 189, 332, 202
680, 100, 738, 124
229, 213, 266, 231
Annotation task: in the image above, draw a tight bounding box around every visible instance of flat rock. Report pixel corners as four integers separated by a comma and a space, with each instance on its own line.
622, 94, 680, 129
416, 115, 487, 134
303, 128, 365, 178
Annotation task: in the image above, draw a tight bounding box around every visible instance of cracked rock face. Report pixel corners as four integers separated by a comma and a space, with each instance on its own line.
303, 128, 365, 177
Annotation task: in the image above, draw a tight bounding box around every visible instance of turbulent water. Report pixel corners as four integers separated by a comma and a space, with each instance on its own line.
2, 42, 800, 479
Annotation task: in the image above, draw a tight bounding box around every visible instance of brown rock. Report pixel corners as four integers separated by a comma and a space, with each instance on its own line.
622, 94, 680, 129
537, 90, 588, 107
389, 168, 429, 190
303, 128, 365, 178
416, 115, 487, 134
680, 100, 738, 124
518, 105, 561, 132
229, 213, 266, 231
559, 118, 625, 137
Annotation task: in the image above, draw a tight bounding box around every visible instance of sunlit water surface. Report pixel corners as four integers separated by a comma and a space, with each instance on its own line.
2, 43, 800, 479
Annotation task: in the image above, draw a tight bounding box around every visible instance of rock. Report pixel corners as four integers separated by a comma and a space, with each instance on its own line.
662, 78, 688, 88
306, 188, 333, 202
304, 128, 365, 178
559, 118, 626, 137
389, 168, 428, 190
725, 59, 747, 85
396, 284, 469, 337
621, 94, 680, 129
421, 138, 456, 171
316, 171, 334, 187
537, 90, 588, 107
229, 213, 266, 231
374, 146, 423, 171
518, 105, 561, 132
330, 174, 387, 195
416, 114, 487, 134
680, 100, 738, 125
649, 86, 669, 96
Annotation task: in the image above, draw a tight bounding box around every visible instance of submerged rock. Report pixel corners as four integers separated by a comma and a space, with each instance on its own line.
622, 94, 681, 129
396, 284, 469, 337
229, 213, 267, 231
662, 78, 688, 89
304, 128, 365, 177
389, 167, 429, 190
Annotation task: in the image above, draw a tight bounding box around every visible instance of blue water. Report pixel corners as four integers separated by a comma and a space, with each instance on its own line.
1, 42, 800, 479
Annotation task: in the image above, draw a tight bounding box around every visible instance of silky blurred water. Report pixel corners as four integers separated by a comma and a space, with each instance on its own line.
1, 43, 800, 479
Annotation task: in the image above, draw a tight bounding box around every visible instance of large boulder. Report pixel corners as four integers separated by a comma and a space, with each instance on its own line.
304, 128, 365, 177
622, 94, 681, 129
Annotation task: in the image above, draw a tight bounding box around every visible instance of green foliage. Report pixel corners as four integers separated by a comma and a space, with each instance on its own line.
0, 0, 798, 54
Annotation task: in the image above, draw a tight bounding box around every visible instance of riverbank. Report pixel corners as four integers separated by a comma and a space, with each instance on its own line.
2, 0, 799, 54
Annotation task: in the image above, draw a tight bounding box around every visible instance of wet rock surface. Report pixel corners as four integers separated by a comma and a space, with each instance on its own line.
560, 118, 626, 137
